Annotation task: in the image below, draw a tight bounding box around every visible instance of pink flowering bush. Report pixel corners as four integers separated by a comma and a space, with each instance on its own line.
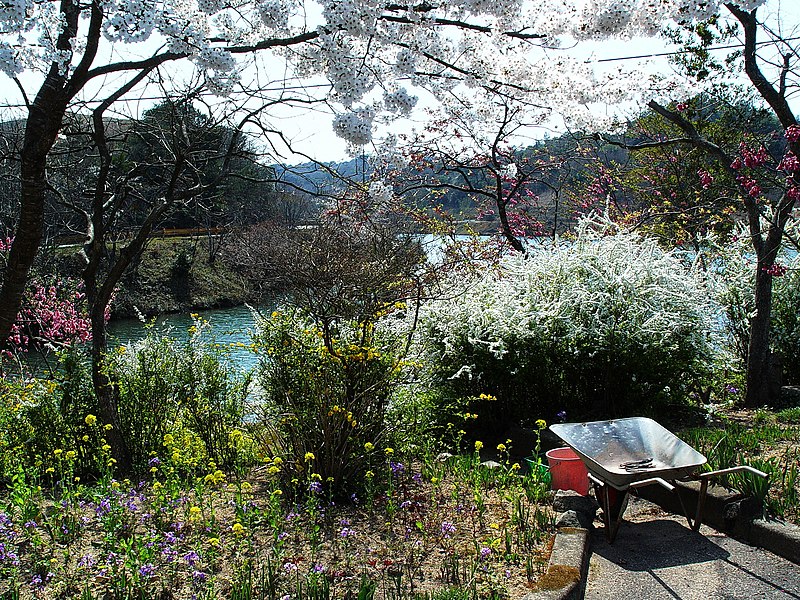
0, 237, 93, 359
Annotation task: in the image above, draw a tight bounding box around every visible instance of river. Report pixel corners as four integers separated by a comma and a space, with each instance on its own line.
108, 304, 263, 371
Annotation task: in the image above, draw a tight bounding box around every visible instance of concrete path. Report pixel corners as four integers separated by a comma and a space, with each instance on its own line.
585, 497, 800, 599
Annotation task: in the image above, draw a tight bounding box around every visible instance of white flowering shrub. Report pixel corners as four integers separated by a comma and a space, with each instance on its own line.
417, 217, 718, 426
773, 263, 800, 385
709, 217, 800, 385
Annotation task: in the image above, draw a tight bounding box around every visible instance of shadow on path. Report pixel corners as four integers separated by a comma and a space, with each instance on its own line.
592, 519, 729, 571
587, 512, 800, 599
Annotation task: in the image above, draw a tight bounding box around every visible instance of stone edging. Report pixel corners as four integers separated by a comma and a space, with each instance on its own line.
523, 491, 596, 600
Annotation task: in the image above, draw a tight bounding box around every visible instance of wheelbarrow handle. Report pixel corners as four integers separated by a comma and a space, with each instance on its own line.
587, 472, 675, 492
700, 465, 769, 479
628, 477, 676, 492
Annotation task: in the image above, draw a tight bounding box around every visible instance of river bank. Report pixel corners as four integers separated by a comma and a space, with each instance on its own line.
110, 236, 250, 318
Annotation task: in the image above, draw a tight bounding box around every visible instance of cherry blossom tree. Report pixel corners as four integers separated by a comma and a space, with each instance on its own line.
0, 0, 770, 348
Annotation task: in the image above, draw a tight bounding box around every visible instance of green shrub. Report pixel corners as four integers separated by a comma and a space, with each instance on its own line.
103, 318, 254, 474
416, 217, 718, 428
252, 308, 406, 497
0, 347, 106, 482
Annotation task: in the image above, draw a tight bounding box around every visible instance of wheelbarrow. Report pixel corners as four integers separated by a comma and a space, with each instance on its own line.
550, 417, 768, 542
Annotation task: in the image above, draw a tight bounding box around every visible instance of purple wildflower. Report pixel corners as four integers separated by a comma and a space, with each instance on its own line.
480, 547, 491, 560
193, 570, 208, 583
149, 457, 162, 467
440, 521, 456, 538
283, 561, 298, 573
308, 481, 323, 494
161, 548, 178, 563
95, 498, 112, 517
184, 550, 200, 566
138, 563, 156, 578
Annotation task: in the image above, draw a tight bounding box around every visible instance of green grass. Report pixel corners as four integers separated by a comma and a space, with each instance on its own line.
679, 416, 800, 520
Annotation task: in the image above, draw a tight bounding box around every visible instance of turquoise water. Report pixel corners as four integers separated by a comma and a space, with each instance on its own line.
108, 304, 262, 371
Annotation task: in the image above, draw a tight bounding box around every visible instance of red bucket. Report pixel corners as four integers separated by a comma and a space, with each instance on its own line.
546, 447, 589, 495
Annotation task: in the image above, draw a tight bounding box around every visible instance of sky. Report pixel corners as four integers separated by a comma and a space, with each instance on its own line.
1, 0, 799, 165
267, 0, 800, 164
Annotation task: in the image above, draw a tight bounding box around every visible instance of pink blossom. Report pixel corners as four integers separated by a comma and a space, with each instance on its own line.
697, 169, 713, 189
785, 125, 800, 142
778, 152, 800, 172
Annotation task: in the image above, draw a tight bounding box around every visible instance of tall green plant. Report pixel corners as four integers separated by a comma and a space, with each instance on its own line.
103, 318, 253, 473
253, 308, 405, 497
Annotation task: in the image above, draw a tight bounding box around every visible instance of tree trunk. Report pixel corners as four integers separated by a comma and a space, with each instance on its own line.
0, 101, 69, 348
90, 307, 132, 473
744, 263, 777, 406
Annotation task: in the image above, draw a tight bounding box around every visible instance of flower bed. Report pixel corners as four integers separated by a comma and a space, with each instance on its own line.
0, 449, 555, 599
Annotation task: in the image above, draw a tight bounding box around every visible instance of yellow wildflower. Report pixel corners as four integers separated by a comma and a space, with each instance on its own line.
535, 419, 547, 430
208, 537, 220, 547
241, 481, 252, 492
268, 466, 280, 475
152, 481, 162, 492
384, 447, 394, 456
81, 435, 89, 442
496, 443, 506, 453
53, 448, 63, 456
84, 414, 97, 426
364, 442, 374, 452
188, 506, 202, 521
104, 424, 113, 431
475, 441, 483, 451
65, 450, 76, 460
163, 433, 174, 445
304, 452, 315, 462
232, 522, 246, 536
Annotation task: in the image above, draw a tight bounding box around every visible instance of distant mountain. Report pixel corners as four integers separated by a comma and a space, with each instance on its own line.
272, 157, 372, 196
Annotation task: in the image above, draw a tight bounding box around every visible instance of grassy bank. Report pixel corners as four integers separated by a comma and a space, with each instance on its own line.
110, 236, 249, 318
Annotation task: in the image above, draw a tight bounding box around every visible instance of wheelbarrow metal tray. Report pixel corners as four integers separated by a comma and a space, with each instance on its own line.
550, 417, 707, 489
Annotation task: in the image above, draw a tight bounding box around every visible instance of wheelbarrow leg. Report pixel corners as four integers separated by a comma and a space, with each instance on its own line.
593, 481, 629, 543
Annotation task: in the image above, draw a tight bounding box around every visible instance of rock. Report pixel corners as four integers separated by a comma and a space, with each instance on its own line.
435, 452, 453, 463
780, 386, 800, 407
481, 460, 503, 469
556, 509, 593, 529
553, 489, 598, 516
723, 496, 763, 522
